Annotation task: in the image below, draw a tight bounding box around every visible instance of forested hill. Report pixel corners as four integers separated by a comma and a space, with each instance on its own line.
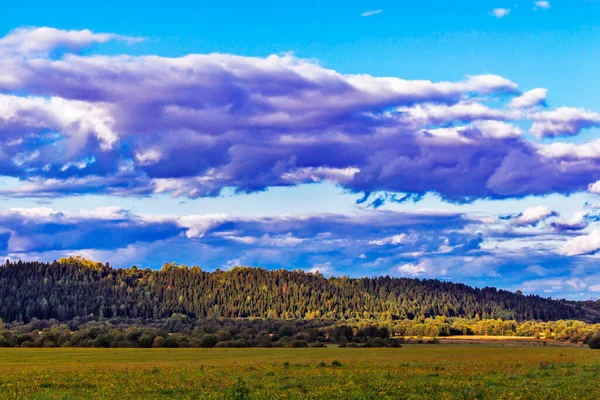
0, 258, 592, 323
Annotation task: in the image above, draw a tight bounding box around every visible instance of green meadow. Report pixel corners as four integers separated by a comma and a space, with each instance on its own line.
0, 345, 599, 399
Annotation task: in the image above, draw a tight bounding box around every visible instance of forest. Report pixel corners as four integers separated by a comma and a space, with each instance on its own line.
1, 258, 600, 349
0, 257, 596, 324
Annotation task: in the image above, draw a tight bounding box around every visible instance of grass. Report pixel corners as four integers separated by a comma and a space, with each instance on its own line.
0, 345, 599, 399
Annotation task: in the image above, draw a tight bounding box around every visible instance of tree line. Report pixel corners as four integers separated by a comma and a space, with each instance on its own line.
1, 314, 599, 349
0, 258, 593, 324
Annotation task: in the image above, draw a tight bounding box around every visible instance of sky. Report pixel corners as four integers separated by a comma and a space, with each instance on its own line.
1, 1, 600, 299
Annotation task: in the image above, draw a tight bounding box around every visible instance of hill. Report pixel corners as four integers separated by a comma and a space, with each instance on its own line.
0, 258, 592, 323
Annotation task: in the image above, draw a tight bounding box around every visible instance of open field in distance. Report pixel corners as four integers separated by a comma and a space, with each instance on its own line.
0, 345, 599, 399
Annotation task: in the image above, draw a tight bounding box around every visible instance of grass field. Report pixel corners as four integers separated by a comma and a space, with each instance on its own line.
0, 345, 599, 399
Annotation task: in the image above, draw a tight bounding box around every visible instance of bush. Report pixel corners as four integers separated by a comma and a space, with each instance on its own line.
163, 337, 179, 348
93, 334, 110, 348
331, 360, 343, 367
291, 340, 308, 348
310, 342, 326, 348
199, 334, 218, 348
138, 334, 153, 348
588, 335, 600, 349
152, 336, 165, 348
216, 329, 232, 342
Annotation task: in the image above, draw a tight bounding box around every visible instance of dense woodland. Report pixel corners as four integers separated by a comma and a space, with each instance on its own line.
0, 258, 595, 323
1, 258, 600, 348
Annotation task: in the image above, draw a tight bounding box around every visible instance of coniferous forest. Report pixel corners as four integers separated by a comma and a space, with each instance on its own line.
1, 257, 600, 349
0, 257, 595, 324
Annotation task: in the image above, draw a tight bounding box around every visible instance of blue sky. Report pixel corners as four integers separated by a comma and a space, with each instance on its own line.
2, 1, 600, 298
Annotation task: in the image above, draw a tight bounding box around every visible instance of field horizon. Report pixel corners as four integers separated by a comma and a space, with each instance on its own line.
1, 345, 599, 399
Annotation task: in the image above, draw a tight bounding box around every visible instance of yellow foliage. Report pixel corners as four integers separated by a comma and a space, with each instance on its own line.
58, 256, 106, 270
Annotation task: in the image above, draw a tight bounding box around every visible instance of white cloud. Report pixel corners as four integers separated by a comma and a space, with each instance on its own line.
369, 233, 409, 246
530, 107, 600, 138
0, 94, 117, 150
0, 27, 140, 56
560, 230, 600, 256
471, 120, 523, 138
281, 167, 360, 184
508, 88, 547, 108
397, 260, 432, 276
361, 9, 382, 17
309, 262, 333, 275
550, 212, 588, 232
590, 284, 600, 292
398, 101, 521, 126
135, 149, 163, 166
589, 180, 600, 194
491, 8, 511, 18
178, 214, 230, 238
533, 1, 550, 10
512, 205, 557, 227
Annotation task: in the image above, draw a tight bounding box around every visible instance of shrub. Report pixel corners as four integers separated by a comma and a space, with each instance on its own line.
152, 336, 165, 348
331, 360, 343, 367
199, 334, 218, 348
93, 334, 110, 348
588, 335, 600, 349
292, 340, 308, 348
216, 330, 232, 342
163, 337, 179, 348
138, 334, 153, 348
310, 342, 326, 348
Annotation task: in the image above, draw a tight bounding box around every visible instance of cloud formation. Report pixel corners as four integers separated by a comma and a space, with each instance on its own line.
530, 107, 600, 138
560, 230, 600, 256
0, 206, 483, 274
508, 88, 547, 109
0, 26, 600, 206
550, 212, 589, 232
361, 10, 382, 17
491, 8, 511, 18
511, 206, 557, 227
0, 27, 140, 56
0, 202, 598, 296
